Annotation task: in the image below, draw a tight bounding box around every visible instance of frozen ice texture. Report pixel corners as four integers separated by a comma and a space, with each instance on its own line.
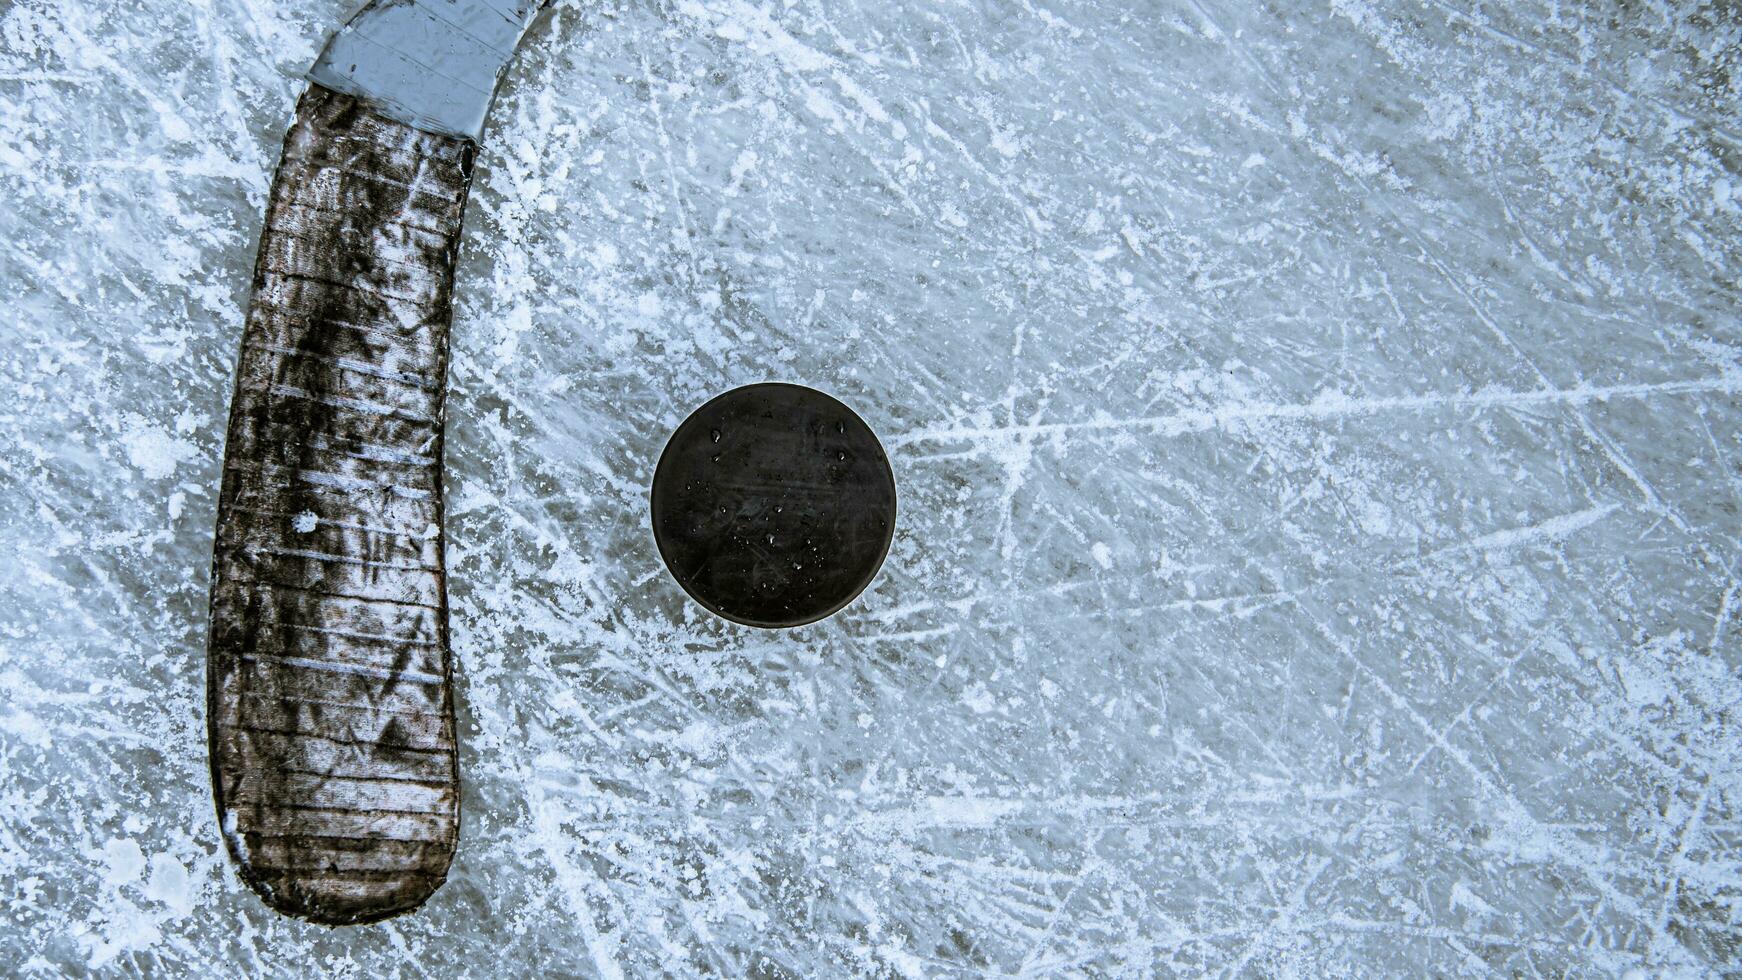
2, 0, 1739, 974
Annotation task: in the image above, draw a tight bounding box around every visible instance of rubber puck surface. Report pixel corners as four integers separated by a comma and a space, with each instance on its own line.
650, 383, 897, 628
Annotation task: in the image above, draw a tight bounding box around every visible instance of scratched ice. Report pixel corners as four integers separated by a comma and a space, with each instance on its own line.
3, 0, 1740, 974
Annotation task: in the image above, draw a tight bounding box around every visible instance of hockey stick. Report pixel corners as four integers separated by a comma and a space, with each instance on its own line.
208, 0, 548, 925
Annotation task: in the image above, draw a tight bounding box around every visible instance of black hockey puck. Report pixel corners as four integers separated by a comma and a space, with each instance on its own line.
650, 383, 897, 628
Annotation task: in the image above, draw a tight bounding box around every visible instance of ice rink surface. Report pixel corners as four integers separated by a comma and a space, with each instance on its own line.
3, 0, 1740, 974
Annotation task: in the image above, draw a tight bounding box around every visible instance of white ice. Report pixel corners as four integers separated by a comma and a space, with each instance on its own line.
2, 0, 1740, 974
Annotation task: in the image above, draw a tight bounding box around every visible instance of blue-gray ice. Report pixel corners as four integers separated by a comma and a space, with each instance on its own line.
2, 0, 1739, 975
